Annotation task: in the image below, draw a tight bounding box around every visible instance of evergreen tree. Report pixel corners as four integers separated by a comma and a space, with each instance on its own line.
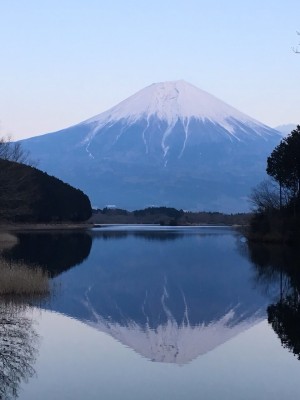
267, 126, 300, 203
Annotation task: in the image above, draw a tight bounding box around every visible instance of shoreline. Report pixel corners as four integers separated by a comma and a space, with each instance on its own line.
0, 222, 246, 232
0, 222, 94, 232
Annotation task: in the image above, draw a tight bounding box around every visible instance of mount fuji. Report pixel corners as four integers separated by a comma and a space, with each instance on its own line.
21, 80, 281, 211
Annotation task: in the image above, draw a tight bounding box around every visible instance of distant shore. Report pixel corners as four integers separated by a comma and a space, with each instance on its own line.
0, 207, 251, 232
90, 207, 251, 227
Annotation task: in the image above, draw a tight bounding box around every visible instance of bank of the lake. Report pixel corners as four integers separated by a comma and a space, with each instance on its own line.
0, 222, 94, 232
246, 212, 300, 245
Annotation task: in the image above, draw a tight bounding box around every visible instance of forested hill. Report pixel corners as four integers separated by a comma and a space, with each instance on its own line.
92, 206, 250, 226
0, 159, 92, 222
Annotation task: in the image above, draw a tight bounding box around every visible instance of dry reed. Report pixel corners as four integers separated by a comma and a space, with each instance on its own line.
0, 258, 49, 296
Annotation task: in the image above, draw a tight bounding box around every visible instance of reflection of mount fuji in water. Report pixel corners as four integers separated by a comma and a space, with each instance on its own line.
84, 294, 263, 364
2, 231, 92, 276
52, 228, 274, 363
3, 227, 273, 364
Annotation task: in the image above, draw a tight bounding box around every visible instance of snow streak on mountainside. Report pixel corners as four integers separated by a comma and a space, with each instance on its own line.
82, 80, 278, 151
21, 80, 282, 212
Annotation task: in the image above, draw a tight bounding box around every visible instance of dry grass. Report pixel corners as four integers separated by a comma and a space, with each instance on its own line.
0, 258, 49, 296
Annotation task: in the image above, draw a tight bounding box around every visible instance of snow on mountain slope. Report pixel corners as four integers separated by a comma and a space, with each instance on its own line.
82, 80, 275, 143
85, 80, 254, 125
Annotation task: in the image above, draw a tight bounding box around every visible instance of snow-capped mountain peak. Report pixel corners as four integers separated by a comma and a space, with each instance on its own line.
84, 80, 260, 129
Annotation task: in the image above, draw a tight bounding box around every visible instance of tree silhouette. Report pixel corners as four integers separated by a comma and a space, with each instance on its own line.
0, 301, 39, 399
268, 295, 300, 359
0, 135, 32, 165
0, 159, 92, 222
246, 240, 300, 360
267, 126, 300, 204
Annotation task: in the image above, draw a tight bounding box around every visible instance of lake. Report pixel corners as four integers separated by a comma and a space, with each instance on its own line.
1, 226, 300, 399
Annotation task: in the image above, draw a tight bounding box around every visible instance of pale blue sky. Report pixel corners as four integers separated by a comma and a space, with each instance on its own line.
0, 0, 299, 139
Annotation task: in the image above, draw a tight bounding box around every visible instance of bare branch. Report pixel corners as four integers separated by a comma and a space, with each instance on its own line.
249, 180, 281, 213
293, 31, 300, 53
0, 135, 36, 167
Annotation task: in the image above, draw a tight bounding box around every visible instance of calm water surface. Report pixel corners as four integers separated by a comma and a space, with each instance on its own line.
1, 226, 300, 399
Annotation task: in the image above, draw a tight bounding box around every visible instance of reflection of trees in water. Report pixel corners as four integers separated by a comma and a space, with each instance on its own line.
246, 241, 300, 359
268, 295, 300, 360
92, 231, 128, 240
133, 231, 183, 241
92, 230, 183, 241
2, 232, 92, 277
0, 301, 38, 399
92, 228, 233, 242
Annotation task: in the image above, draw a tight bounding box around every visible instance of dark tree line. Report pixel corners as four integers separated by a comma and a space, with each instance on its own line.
249, 126, 300, 242
0, 137, 92, 222
92, 206, 250, 226
267, 126, 300, 211
31, 167, 92, 222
